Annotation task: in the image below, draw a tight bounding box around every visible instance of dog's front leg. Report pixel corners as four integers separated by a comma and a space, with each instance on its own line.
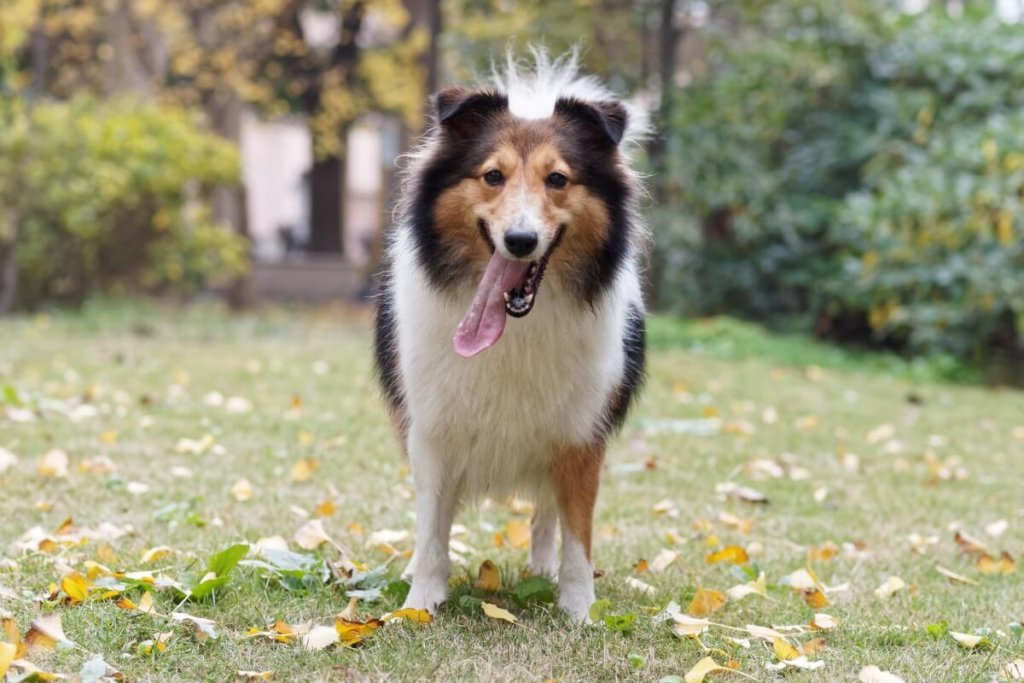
402, 428, 457, 614
552, 442, 605, 622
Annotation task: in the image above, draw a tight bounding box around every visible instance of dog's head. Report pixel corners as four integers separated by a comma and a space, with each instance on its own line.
413, 86, 635, 357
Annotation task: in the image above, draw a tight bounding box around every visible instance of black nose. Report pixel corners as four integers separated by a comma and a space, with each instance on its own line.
504, 229, 538, 258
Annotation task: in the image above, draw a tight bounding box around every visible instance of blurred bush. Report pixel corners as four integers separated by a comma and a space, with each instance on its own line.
656, 3, 1023, 360
0, 98, 247, 309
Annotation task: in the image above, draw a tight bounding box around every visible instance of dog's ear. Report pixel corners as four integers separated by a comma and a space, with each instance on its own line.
554, 98, 629, 148
432, 86, 509, 139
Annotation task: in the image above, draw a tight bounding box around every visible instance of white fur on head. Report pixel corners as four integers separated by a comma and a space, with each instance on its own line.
489, 47, 650, 146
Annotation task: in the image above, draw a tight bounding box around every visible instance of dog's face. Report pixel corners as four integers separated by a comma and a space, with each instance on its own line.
416, 88, 632, 311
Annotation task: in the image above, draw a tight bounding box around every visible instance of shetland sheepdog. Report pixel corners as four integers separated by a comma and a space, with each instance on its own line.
374, 53, 648, 621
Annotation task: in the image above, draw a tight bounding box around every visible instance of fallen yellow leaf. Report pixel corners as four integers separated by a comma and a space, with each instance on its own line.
801, 588, 830, 608
705, 546, 749, 565
474, 560, 502, 592
481, 602, 518, 624
290, 457, 319, 482
60, 573, 89, 604
684, 656, 756, 683
381, 608, 432, 624
0, 642, 15, 679
773, 637, 800, 661
977, 551, 1016, 575
334, 617, 382, 646
687, 588, 727, 617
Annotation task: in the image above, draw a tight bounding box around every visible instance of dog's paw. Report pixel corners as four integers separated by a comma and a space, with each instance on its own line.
557, 585, 595, 623
402, 578, 448, 614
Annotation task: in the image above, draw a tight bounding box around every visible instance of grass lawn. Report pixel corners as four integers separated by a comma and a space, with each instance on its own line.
1, 301, 1022, 682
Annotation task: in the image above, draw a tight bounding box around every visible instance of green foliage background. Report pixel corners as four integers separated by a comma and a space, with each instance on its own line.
655, 1, 1024, 360
0, 99, 246, 308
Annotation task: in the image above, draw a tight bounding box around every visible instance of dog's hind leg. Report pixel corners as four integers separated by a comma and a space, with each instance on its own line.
552, 441, 604, 622
529, 491, 559, 578
402, 428, 458, 614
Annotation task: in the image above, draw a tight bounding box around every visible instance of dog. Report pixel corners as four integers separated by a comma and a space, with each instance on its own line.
373, 53, 648, 621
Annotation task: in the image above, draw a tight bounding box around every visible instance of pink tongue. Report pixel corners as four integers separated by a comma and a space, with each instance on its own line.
453, 252, 531, 358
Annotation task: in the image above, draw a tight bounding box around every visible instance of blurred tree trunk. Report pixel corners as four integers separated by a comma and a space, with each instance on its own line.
205, 89, 252, 308
309, 154, 345, 253
0, 211, 18, 314
303, 2, 366, 256
103, 0, 162, 97
650, 0, 681, 204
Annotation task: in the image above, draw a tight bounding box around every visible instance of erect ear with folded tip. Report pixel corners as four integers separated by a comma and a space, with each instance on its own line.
554, 98, 629, 148
431, 86, 509, 139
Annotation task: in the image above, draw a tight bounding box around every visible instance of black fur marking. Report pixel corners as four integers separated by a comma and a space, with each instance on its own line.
409, 93, 510, 289
603, 302, 647, 434
553, 97, 629, 147
551, 100, 634, 304
373, 273, 405, 420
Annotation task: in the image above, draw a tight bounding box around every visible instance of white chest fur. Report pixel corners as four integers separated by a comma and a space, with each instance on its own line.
390, 230, 640, 499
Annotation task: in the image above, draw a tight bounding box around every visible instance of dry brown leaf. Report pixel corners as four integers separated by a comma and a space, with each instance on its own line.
985, 519, 1009, 537
290, 458, 319, 483
301, 625, 338, 651
294, 519, 331, 550
935, 565, 979, 585
38, 449, 70, 478
481, 602, 518, 624
625, 577, 656, 596
874, 575, 906, 599
800, 637, 827, 655
809, 541, 839, 561
801, 588, 830, 608
950, 631, 988, 649
141, 546, 173, 563
0, 448, 17, 473
649, 548, 679, 573
230, 479, 255, 502
705, 546, 749, 565
810, 613, 838, 631
1002, 659, 1024, 680
670, 614, 710, 638
474, 560, 502, 592
977, 551, 1017, 575
633, 559, 649, 573
726, 573, 766, 601
954, 530, 990, 557
25, 614, 71, 652
235, 672, 272, 681
715, 482, 768, 504
687, 588, 727, 617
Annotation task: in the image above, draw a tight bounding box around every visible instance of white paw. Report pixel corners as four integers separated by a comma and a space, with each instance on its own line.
528, 560, 558, 579
557, 583, 595, 623
402, 577, 449, 614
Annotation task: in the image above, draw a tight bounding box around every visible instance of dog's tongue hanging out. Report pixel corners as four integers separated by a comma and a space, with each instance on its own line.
453, 252, 530, 358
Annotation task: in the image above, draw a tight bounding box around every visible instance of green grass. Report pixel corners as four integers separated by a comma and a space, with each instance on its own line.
1, 300, 1022, 682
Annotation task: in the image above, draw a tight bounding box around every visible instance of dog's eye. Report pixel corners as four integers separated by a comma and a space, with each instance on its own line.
483, 170, 504, 186
546, 172, 568, 189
